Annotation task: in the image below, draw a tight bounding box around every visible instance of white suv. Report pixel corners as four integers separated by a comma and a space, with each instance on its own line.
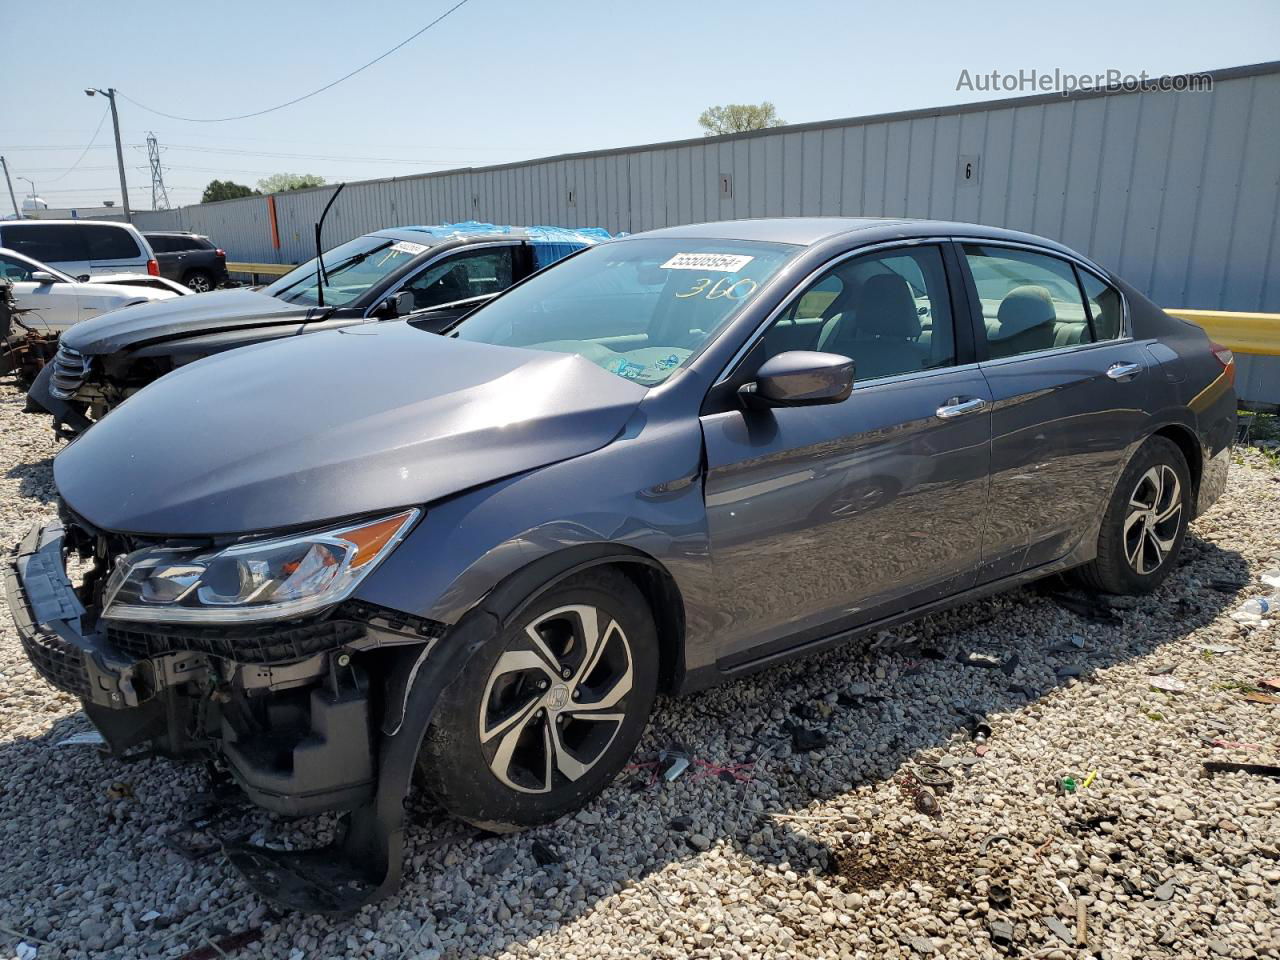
0, 220, 158, 278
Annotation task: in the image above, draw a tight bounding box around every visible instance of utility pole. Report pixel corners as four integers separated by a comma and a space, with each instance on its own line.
85, 87, 132, 223
0, 156, 19, 219
146, 132, 170, 210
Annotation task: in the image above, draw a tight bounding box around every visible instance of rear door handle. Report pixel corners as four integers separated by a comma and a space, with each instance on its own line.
1106, 361, 1142, 381
936, 397, 989, 419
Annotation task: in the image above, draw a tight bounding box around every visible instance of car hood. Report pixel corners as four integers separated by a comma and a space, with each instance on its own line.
60, 288, 307, 354
55, 322, 647, 536
77, 282, 177, 302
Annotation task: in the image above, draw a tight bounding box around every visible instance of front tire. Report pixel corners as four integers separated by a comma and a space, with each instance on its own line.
417, 568, 658, 832
1075, 435, 1191, 594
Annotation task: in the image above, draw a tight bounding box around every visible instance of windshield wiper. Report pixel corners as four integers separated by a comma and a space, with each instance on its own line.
312, 183, 345, 308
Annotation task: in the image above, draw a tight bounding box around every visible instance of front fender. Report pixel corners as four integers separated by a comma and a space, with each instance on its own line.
354, 411, 716, 672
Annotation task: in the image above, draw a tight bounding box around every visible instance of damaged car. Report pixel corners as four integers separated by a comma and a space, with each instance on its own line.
0, 249, 184, 386
28, 221, 609, 434
7, 218, 1235, 912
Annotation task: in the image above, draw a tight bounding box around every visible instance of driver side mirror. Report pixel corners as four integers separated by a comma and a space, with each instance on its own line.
31, 271, 58, 285
739, 351, 854, 408
76, 274, 90, 283
376, 290, 417, 319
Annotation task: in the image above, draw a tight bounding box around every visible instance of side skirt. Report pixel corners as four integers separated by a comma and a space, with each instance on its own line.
682, 552, 1090, 693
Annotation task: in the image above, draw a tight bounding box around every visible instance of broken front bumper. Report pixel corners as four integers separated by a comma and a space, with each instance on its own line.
27, 363, 93, 436
5, 522, 143, 709
6, 519, 467, 913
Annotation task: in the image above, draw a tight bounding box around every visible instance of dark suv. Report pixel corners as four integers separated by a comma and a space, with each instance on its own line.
143, 232, 228, 292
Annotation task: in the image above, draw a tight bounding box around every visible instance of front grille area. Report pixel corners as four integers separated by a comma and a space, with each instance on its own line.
50, 344, 90, 399
20, 626, 91, 697
105, 602, 447, 665
107, 618, 368, 664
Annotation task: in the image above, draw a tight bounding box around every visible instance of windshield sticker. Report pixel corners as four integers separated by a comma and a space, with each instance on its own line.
389, 240, 429, 256
661, 252, 755, 272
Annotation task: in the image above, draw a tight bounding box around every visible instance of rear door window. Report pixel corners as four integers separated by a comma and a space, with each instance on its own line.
530, 240, 587, 271
146, 236, 174, 253
84, 225, 141, 261
2, 224, 90, 264
962, 245, 1094, 359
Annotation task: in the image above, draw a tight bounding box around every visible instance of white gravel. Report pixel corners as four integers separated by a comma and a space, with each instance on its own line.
1, 378, 1278, 960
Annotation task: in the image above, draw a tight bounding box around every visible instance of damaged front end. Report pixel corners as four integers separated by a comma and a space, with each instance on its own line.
5, 511, 457, 913
29, 344, 171, 437
0, 279, 59, 390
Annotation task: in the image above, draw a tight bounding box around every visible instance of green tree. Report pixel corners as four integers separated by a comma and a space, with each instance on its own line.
697, 102, 785, 136
256, 173, 327, 194
200, 179, 257, 203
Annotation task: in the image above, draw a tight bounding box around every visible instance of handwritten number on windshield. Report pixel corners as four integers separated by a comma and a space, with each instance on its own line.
673, 277, 758, 301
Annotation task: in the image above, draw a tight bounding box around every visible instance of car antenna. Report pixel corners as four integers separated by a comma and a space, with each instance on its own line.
312, 182, 346, 309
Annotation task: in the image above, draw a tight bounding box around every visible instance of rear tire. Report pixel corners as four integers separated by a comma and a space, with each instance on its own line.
417, 568, 658, 832
183, 269, 214, 293
1074, 435, 1191, 595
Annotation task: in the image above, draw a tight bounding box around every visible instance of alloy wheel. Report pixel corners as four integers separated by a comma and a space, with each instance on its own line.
1123, 464, 1182, 575
478, 604, 634, 794
187, 274, 212, 292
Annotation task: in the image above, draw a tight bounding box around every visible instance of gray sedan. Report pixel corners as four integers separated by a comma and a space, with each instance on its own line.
6, 217, 1236, 911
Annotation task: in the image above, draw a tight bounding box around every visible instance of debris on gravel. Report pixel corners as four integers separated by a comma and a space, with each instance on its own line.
1, 380, 1277, 959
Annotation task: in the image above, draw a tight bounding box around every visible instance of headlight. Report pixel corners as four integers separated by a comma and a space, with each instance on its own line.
102, 510, 419, 624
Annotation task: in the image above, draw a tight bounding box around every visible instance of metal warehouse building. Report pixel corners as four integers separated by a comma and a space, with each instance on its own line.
138, 60, 1278, 315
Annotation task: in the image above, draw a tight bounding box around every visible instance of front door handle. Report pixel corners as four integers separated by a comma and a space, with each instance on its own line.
1106, 361, 1142, 381
936, 397, 988, 419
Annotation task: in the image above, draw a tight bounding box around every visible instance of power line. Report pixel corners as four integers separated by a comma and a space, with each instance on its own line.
43, 107, 110, 183
117, 0, 473, 123
136, 143, 487, 165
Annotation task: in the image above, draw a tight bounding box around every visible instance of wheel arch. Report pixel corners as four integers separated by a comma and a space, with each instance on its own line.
1149, 422, 1203, 508
474, 543, 688, 694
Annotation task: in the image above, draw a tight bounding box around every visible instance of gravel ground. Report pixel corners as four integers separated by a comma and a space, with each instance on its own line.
1, 378, 1277, 960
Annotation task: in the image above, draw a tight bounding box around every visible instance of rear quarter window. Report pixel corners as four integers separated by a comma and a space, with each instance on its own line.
84, 225, 141, 260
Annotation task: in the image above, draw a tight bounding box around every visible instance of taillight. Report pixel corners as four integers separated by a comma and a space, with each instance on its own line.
215, 248, 225, 259
1208, 340, 1235, 384
147, 258, 160, 276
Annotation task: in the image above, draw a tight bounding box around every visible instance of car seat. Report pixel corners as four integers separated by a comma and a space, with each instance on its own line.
819, 274, 928, 380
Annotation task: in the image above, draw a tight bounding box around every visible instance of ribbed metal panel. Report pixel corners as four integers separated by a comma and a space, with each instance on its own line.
139, 62, 1279, 317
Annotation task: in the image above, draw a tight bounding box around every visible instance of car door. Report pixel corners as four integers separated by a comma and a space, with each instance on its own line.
700, 243, 993, 666
0, 253, 82, 333
957, 241, 1152, 579
84, 223, 146, 275
395, 245, 518, 333
2, 224, 92, 278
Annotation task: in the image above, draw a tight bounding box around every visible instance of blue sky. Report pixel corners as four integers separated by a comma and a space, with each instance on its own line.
3, 0, 1277, 209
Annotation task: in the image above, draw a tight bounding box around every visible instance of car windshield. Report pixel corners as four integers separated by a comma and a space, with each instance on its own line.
262, 235, 430, 307
451, 237, 799, 385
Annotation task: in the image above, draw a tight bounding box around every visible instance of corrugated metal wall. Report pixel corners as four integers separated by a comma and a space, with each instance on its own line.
139, 62, 1280, 316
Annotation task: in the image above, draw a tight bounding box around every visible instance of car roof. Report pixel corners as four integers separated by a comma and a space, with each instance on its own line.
632, 217, 1090, 262
1, 219, 137, 229
144, 230, 203, 237
370, 222, 611, 248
